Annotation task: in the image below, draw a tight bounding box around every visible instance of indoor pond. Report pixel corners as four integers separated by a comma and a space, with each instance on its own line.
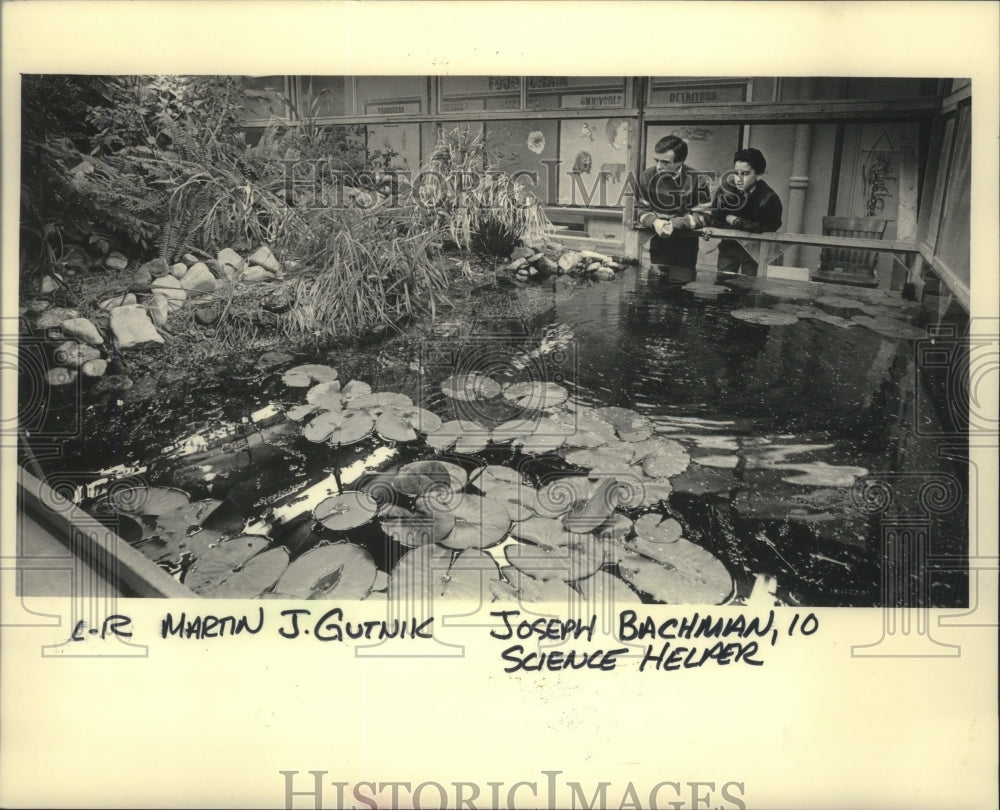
21, 267, 969, 607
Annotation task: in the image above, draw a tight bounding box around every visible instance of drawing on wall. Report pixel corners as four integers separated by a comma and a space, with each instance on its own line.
862, 130, 898, 217
559, 117, 630, 204
527, 130, 546, 154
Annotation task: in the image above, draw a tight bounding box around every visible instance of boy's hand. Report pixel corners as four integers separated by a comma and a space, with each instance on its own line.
725, 215, 739, 226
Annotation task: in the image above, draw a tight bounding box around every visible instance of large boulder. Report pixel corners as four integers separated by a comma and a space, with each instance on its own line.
247, 245, 281, 274
110, 304, 164, 349
180, 263, 217, 295
61, 317, 103, 346
54, 341, 101, 368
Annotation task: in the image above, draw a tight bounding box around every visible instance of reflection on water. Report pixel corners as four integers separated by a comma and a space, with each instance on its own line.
27, 266, 969, 606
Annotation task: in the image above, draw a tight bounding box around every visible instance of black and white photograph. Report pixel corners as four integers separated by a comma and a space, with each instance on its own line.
1, 3, 996, 810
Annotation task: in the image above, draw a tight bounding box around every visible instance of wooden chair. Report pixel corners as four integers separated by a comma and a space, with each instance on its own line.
812, 216, 888, 287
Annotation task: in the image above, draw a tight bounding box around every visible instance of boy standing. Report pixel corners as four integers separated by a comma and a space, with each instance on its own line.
710, 148, 783, 275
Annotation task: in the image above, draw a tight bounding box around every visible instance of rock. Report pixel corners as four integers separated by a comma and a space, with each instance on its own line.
593, 268, 615, 281
558, 251, 582, 272
105, 252, 128, 271
169, 262, 188, 279
203, 259, 226, 278
180, 263, 217, 295
242, 265, 275, 282
217, 248, 244, 276
182, 253, 201, 266
151, 275, 187, 304
132, 266, 153, 287
62, 246, 91, 273
587, 261, 602, 272
194, 304, 220, 326
138, 257, 170, 278
263, 287, 292, 313
146, 295, 171, 327
61, 317, 103, 346
528, 267, 538, 276
256, 351, 295, 370
99, 293, 137, 311
527, 252, 545, 264
54, 340, 101, 368
508, 257, 528, 271
581, 250, 612, 262
27, 300, 51, 315
510, 246, 534, 261
81, 358, 108, 378
110, 304, 164, 349
36, 307, 80, 330
247, 245, 281, 273
46, 367, 78, 387
40, 275, 60, 294
539, 257, 559, 274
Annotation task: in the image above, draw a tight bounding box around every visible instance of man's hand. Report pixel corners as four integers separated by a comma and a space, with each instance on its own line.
725, 215, 739, 227
653, 218, 674, 237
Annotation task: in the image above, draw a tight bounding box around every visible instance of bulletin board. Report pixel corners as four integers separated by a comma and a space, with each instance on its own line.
366, 123, 421, 172
557, 117, 632, 206
487, 119, 559, 205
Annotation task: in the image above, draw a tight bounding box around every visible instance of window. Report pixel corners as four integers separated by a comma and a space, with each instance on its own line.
355, 76, 427, 116
297, 76, 351, 118
243, 75, 289, 122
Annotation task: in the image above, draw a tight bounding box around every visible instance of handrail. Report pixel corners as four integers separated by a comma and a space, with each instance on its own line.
696, 227, 918, 254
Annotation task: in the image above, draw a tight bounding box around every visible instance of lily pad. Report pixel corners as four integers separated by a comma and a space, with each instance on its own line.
494, 566, 579, 602
437, 549, 502, 598
634, 438, 691, 478
562, 477, 620, 533
313, 491, 379, 531
618, 539, 733, 604
302, 409, 373, 445
815, 295, 866, 310
195, 547, 290, 598
471, 465, 525, 493
420, 493, 511, 550
574, 570, 643, 604
286, 402, 322, 421
380, 508, 456, 547
306, 380, 343, 405
489, 417, 539, 444
273, 542, 377, 599
694, 454, 739, 469
375, 406, 443, 441
564, 440, 636, 474
593, 407, 654, 442
633, 513, 683, 544
182, 534, 272, 594
340, 380, 373, 399
348, 391, 413, 415
502, 380, 569, 410
548, 406, 616, 449
424, 419, 491, 453
139, 526, 221, 566
504, 536, 606, 582
441, 373, 502, 401
730, 308, 799, 326
398, 460, 468, 493
282, 364, 338, 387
532, 476, 596, 518
107, 485, 190, 517
682, 282, 727, 296
388, 543, 455, 604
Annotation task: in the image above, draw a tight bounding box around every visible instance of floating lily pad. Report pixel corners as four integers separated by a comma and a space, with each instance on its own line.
441, 373, 502, 401
850, 315, 925, 340
815, 295, 866, 310
548, 406, 617, 449
634, 513, 683, 544
437, 549, 502, 598
93, 512, 145, 545
139, 526, 221, 566
303, 409, 373, 445
618, 539, 733, 604
494, 566, 579, 602
398, 460, 468, 492
313, 491, 379, 531
380, 508, 456, 547
504, 536, 606, 582
420, 493, 511, 550
424, 420, 491, 453
471, 465, 525, 493
564, 440, 637, 474
730, 308, 799, 326
340, 380, 373, 399
273, 542, 377, 599
182, 534, 271, 594
282, 364, 338, 387
562, 478, 620, 533
195, 547, 290, 598
375, 406, 443, 441
532, 476, 595, 518
502, 381, 569, 410
682, 282, 727, 296
635, 438, 691, 478
306, 380, 342, 405
348, 391, 413, 415
388, 543, 455, 604
693, 454, 739, 469
593, 407, 654, 442
760, 284, 811, 300
780, 462, 868, 487
574, 570, 643, 604
107, 485, 190, 517
286, 402, 322, 421
490, 417, 538, 444
199, 497, 245, 534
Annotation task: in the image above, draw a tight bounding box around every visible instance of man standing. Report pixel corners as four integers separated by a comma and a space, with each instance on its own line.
711, 148, 783, 276
635, 135, 711, 281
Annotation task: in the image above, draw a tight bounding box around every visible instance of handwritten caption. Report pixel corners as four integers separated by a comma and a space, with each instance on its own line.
66, 607, 818, 672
